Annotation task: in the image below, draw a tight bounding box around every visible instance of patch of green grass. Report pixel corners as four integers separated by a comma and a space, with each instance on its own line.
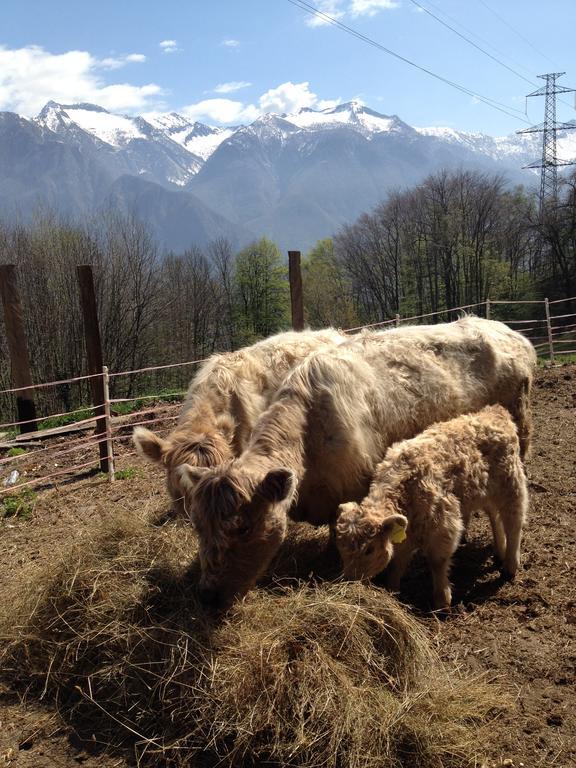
555, 352, 576, 364
6, 447, 27, 457
1, 488, 37, 520
38, 408, 95, 431
0, 390, 187, 439
115, 467, 140, 481
537, 352, 576, 366
112, 390, 186, 417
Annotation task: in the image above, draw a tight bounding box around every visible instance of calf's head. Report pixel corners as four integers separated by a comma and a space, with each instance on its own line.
133, 423, 234, 517
178, 462, 297, 610
335, 501, 408, 580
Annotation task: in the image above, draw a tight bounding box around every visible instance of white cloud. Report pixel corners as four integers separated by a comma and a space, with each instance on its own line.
305, 0, 345, 27
0, 45, 162, 116
302, 0, 399, 26
221, 39, 240, 48
181, 81, 340, 125
349, 0, 399, 15
317, 98, 342, 110
99, 53, 146, 70
213, 81, 252, 94
259, 82, 319, 113
181, 98, 260, 124
159, 40, 180, 54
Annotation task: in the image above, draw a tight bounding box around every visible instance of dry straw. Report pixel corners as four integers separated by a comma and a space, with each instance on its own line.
0, 510, 503, 767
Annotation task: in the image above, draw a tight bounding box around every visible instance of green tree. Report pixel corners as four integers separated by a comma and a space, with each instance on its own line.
234, 238, 289, 341
302, 239, 358, 329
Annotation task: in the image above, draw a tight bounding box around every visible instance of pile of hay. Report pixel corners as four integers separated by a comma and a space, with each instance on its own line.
0, 510, 502, 767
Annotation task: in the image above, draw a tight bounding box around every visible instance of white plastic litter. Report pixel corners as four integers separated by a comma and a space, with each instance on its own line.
3, 470, 20, 487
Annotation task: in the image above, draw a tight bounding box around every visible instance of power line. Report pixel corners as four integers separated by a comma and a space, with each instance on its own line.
287, 0, 530, 124
407, 0, 535, 87
420, 0, 536, 81
476, 0, 557, 67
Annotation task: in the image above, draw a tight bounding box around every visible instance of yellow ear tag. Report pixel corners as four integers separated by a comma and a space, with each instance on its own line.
390, 523, 407, 544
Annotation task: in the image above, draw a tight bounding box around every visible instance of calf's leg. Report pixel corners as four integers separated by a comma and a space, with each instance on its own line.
486, 505, 507, 562
502, 484, 528, 579
384, 542, 415, 593
427, 550, 455, 610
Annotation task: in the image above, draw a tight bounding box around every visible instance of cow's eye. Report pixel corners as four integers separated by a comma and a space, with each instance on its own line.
364, 544, 374, 557
236, 522, 251, 537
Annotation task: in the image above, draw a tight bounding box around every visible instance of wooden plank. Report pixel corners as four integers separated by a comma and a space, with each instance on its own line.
0, 441, 42, 449
0, 265, 38, 433
288, 251, 304, 331
76, 265, 109, 472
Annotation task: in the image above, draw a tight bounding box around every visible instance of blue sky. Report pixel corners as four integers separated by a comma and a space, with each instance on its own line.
1, 0, 575, 135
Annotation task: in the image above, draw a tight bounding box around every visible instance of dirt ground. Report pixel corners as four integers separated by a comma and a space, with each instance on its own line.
0, 364, 574, 768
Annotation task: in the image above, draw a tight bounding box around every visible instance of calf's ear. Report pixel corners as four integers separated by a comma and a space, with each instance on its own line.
379, 514, 408, 543
335, 502, 360, 530
257, 468, 296, 503
177, 463, 210, 492
133, 427, 169, 463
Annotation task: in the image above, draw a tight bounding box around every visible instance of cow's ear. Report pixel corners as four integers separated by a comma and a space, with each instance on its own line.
335, 502, 361, 536
133, 427, 169, 464
177, 464, 210, 492
379, 514, 408, 544
256, 468, 296, 503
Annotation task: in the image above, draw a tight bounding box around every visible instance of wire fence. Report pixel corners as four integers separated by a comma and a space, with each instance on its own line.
0, 296, 574, 499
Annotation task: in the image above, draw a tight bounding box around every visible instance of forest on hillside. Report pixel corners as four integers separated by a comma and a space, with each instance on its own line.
1, 168, 575, 418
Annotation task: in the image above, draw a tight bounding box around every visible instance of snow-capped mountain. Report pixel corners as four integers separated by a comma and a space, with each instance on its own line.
414, 123, 576, 165
285, 100, 407, 136
37, 101, 148, 147
1, 99, 574, 252
34, 101, 204, 189
144, 111, 235, 161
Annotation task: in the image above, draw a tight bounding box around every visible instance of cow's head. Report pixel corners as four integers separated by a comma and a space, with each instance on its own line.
178, 461, 297, 610
133, 419, 234, 517
335, 501, 408, 580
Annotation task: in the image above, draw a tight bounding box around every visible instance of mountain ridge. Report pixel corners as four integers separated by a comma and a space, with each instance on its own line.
1, 99, 574, 253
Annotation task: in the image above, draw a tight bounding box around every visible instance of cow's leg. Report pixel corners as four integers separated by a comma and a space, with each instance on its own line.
500, 480, 528, 579
486, 505, 507, 563
384, 542, 415, 593
427, 550, 454, 610
424, 514, 461, 610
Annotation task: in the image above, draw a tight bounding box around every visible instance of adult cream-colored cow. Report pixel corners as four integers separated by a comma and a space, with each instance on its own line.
179, 316, 536, 610
133, 329, 347, 515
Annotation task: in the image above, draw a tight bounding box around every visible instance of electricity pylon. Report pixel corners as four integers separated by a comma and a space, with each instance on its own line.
518, 72, 576, 216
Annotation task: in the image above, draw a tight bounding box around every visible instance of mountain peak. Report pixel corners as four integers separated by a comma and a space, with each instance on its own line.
241, 113, 299, 141
285, 101, 404, 136
330, 99, 365, 114
38, 101, 109, 118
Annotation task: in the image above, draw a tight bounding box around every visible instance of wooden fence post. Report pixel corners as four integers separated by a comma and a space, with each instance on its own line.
102, 365, 115, 482
288, 251, 304, 331
0, 265, 38, 433
485, 298, 491, 320
544, 297, 554, 365
76, 265, 110, 473
395, 313, 400, 327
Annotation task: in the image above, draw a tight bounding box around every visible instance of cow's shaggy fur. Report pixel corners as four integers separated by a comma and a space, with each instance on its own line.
335, 405, 529, 609
133, 328, 346, 515
178, 317, 536, 609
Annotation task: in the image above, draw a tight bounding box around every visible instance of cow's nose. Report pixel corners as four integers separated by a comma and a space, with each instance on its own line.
198, 585, 221, 610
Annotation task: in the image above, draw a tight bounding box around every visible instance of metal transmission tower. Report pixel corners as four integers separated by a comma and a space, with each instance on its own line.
518, 72, 576, 215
